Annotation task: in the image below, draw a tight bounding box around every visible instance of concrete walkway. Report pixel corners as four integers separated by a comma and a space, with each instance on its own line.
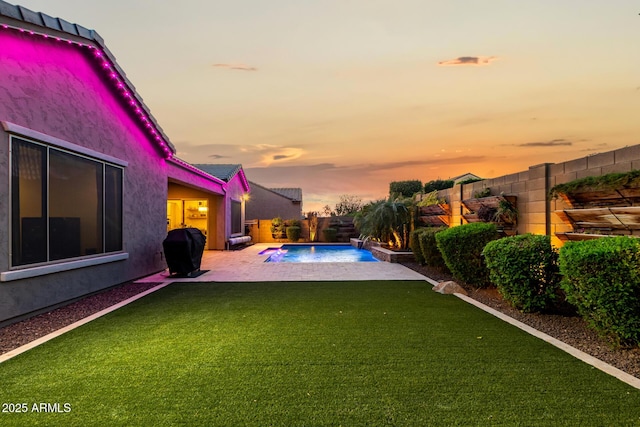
136, 243, 428, 283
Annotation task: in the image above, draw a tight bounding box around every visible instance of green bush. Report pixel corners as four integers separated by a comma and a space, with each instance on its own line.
435, 223, 499, 288
559, 237, 640, 346
389, 180, 422, 198
410, 229, 426, 265
424, 179, 454, 193
322, 228, 337, 242
419, 227, 449, 271
286, 226, 301, 242
483, 234, 560, 312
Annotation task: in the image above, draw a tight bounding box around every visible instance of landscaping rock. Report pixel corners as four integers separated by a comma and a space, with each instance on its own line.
433, 280, 468, 295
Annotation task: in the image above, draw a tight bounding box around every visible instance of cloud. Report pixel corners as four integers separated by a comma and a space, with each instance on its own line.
212, 63, 258, 71
438, 56, 498, 66
174, 142, 304, 167
518, 139, 572, 147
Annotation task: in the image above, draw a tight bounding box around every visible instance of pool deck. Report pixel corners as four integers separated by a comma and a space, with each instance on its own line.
136, 243, 430, 284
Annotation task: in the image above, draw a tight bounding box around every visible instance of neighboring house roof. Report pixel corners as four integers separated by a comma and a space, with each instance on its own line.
248, 181, 302, 202
0, 0, 175, 157
450, 172, 482, 183
271, 188, 302, 202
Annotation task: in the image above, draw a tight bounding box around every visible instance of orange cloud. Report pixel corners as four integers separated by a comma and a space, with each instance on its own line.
438, 56, 498, 66
212, 63, 257, 71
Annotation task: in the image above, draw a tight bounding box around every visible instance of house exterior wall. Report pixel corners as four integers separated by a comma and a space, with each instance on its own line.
245, 185, 301, 220
436, 144, 640, 247
0, 25, 167, 323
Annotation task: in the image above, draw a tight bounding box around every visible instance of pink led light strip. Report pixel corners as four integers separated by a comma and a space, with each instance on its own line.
0, 22, 174, 159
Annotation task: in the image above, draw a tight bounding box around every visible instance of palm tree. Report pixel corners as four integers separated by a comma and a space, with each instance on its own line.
354, 195, 416, 249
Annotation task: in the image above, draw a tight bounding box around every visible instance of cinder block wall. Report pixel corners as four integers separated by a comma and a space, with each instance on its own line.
437, 144, 640, 247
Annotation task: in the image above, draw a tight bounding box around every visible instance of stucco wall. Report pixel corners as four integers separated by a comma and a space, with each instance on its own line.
0, 28, 167, 323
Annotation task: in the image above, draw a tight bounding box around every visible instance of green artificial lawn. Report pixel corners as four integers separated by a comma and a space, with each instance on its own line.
1, 281, 639, 426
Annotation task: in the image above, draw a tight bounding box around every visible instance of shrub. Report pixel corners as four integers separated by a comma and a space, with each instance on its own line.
287, 218, 301, 228
435, 223, 499, 288
483, 234, 560, 312
410, 229, 426, 265
424, 179, 454, 193
559, 237, 640, 346
286, 226, 301, 242
322, 228, 337, 242
419, 227, 449, 271
390, 180, 422, 198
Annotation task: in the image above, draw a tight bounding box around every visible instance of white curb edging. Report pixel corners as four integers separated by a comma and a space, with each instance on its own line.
454, 292, 640, 390
0, 282, 171, 364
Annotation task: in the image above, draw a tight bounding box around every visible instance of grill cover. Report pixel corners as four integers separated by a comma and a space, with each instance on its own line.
162, 228, 206, 276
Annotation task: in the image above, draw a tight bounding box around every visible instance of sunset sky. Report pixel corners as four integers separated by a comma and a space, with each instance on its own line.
16, 1, 640, 212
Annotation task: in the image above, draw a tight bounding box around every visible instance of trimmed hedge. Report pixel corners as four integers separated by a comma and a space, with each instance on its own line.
435, 223, 499, 288
483, 234, 560, 312
559, 237, 640, 346
419, 227, 448, 271
410, 229, 426, 265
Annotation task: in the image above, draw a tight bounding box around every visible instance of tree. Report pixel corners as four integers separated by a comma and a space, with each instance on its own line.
334, 194, 363, 216
389, 180, 422, 198
321, 205, 334, 217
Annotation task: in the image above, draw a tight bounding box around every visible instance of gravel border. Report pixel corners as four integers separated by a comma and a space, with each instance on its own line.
0, 281, 162, 355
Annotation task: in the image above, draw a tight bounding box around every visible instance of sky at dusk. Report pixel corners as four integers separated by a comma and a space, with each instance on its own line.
15, 1, 640, 212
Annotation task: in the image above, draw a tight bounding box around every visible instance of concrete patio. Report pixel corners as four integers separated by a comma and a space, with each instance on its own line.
136, 243, 429, 283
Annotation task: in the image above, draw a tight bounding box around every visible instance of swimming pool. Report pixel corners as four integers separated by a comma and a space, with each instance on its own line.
262, 244, 379, 263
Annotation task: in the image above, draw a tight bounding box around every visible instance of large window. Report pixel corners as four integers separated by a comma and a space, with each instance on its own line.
11, 136, 124, 267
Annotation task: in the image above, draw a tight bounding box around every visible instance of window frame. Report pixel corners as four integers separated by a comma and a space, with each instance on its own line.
5, 123, 127, 272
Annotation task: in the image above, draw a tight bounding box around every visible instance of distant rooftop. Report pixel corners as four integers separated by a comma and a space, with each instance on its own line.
270, 188, 302, 202
248, 181, 302, 202
450, 172, 482, 183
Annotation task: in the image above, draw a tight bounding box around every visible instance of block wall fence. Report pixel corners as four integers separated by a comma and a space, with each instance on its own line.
438, 144, 640, 247
243, 144, 640, 248
247, 217, 354, 244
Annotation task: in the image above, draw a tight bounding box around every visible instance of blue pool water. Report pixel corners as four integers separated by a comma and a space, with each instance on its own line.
263, 244, 379, 263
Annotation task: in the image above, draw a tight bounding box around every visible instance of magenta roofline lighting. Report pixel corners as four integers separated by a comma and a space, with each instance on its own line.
1, 20, 244, 190
0, 22, 175, 159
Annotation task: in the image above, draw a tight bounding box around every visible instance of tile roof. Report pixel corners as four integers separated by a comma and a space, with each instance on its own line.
270, 188, 302, 202
193, 164, 243, 182
0, 0, 175, 154
248, 181, 302, 202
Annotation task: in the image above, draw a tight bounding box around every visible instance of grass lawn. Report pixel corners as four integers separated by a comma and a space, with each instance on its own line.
0, 281, 639, 426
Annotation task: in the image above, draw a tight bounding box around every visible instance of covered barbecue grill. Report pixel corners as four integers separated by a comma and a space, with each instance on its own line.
162, 228, 206, 277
